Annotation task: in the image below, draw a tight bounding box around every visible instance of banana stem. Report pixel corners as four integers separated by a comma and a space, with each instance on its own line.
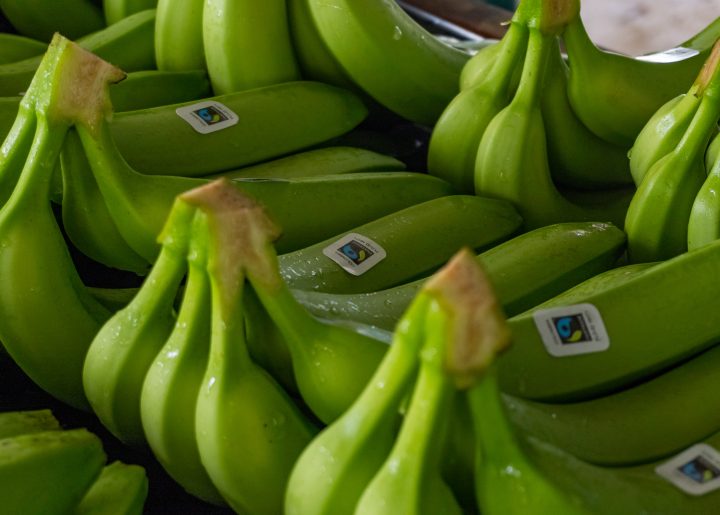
518, 0, 579, 35
481, 22, 528, 94
0, 106, 36, 207
673, 93, 720, 162
695, 39, 720, 96
512, 28, 553, 109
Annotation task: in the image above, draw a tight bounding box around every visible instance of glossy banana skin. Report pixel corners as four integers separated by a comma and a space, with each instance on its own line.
155, 0, 204, 71
0, 33, 46, 64
281, 195, 522, 294
294, 222, 626, 331
0, 0, 104, 41
75, 461, 149, 515
304, 0, 469, 125
498, 238, 720, 402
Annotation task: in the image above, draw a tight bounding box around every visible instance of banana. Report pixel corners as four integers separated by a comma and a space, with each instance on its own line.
184, 183, 317, 515
0, 429, 106, 515
428, 19, 528, 193
0, 409, 60, 439
75, 461, 149, 515
563, 7, 720, 148
280, 195, 522, 294
498, 237, 720, 403
203, 0, 300, 94
110, 81, 367, 176
103, 0, 156, 25
689, 144, 720, 249
707, 130, 720, 169
87, 286, 140, 311
505, 341, 720, 467
293, 221, 625, 331
108, 70, 211, 111
303, 0, 469, 126
140, 209, 224, 504
625, 43, 720, 263
155, 0, 204, 71
209, 146, 406, 180
0, 0, 105, 42
82, 200, 193, 446
0, 9, 156, 96
459, 39, 505, 91
0, 33, 46, 64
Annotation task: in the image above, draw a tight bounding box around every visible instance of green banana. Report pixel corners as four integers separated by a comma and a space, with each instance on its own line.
0, 0, 105, 42
0, 409, 60, 439
209, 146, 406, 180
0, 429, 106, 515
185, 182, 317, 515
87, 286, 140, 311
707, 130, 720, 169
506, 341, 720, 467
82, 200, 193, 446
154, 0, 204, 71
280, 195, 522, 294
110, 81, 367, 176
103, 0, 156, 24
294, 221, 625, 331
108, 70, 211, 111
0, 33, 46, 64
459, 39, 505, 91
428, 19, 528, 193
304, 0, 469, 125
563, 7, 720, 148
203, 0, 300, 94
0, 9, 155, 97
498, 237, 720, 402
689, 143, 720, 249
140, 208, 224, 504
625, 42, 720, 262
75, 461, 149, 515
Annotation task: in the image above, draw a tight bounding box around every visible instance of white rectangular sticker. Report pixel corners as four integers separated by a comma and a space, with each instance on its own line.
532, 303, 609, 357
636, 46, 699, 63
322, 233, 387, 276
176, 101, 239, 134
656, 444, 720, 496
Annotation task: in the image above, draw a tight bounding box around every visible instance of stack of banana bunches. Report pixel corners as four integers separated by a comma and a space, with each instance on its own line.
2, 0, 720, 512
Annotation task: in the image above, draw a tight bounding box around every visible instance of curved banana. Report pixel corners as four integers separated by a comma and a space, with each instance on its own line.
203, 0, 300, 94
154, 0, 204, 71
0, 33, 46, 64
0, 0, 105, 41
304, 0, 469, 125
76, 461, 149, 515
689, 145, 720, 249
459, 39, 504, 91
563, 8, 720, 148
103, 0, 156, 25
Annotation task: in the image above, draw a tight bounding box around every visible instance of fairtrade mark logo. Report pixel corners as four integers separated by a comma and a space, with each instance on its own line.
193, 106, 228, 126
552, 314, 590, 344
339, 240, 374, 266
679, 456, 720, 484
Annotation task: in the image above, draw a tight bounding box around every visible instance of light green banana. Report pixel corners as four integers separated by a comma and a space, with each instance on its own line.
625, 42, 720, 262
428, 20, 528, 193
0, 9, 156, 96
108, 69, 211, 111
498, 237, 720, 402
154, 0, 204, 71
203, 0, 300, 94
280, 195, 522, 294
506, 341, 720, 467
563, 6, 720, 148
0, 409, 60, 439
294, 221, 625, 331
140, 208, 224, 504
82, 200, 193, 446
304, 0, 469, 125
110, 81, 367, 176
103, 0, 156, 24
0, 429, 106, 514
209, 146, 406, 180
75, 461, 149, 515
0, 0, 105, 41
459, 39, 505, 91
185, 182, 317, 515
707, 130, 720, 169
689, 142, 720, 249
0, 33, 46, 64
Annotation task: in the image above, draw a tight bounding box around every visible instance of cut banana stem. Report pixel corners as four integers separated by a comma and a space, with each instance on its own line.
75, 461, 149, 515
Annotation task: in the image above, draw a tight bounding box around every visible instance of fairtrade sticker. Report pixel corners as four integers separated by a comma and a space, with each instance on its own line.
176, 101, 239, 134
322, 233, 387, 276
532, 303, 609, 357
656, 444, 720, 496
636, 47, 699, 63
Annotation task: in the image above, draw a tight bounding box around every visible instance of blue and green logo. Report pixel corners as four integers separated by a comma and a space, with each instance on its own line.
679, 456, 720, 484
552, 314, 589, 344
339, 240, 374, 265
193, 105, 228, 126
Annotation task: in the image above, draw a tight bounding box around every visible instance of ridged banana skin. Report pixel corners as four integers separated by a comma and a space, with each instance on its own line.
103, 0, 156, 25
110, 81, 367, 176
75, 461, 149, 515
203, 0, 300, 94
506, 341, 720, 467
0, 410, 60, 440
563, 15, 717, 148
498, 238, 720, 402
0, 0, 105, 41
280, 195, 522, 294
305, 0, 469, 126
0, 9, 156, 96
211, 146, 406, 180
0, 429, 106, 515
294, 222, 626, 331
0, 33, 46, 64
154, 0, 204, 71
108, 70, 211, 112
